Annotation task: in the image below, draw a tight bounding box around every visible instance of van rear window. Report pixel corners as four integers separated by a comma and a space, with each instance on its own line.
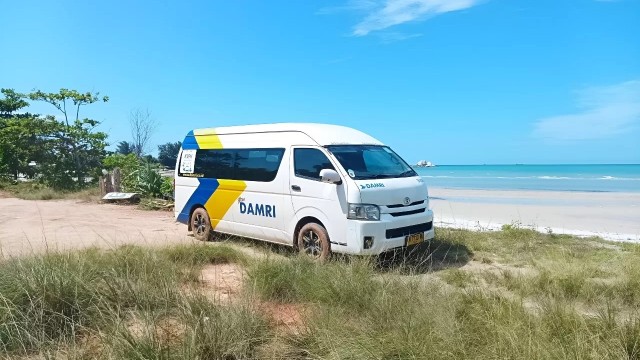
179, 148, 285, 182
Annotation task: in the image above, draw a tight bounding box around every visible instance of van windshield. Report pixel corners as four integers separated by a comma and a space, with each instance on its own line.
326, 145, 417, 180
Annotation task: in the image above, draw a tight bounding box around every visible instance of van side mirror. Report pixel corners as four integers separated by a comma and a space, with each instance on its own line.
320, 169, 342, 185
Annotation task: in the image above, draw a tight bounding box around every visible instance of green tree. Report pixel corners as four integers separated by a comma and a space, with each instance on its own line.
0, 90, 55, 180
157, 141, 181, 168
26, 89, 109, 189
36, 118, 108, 189
0, 115, 59, 180
116, 140, 135, 155
27, 89, 109, 126
0, 89, 28, 118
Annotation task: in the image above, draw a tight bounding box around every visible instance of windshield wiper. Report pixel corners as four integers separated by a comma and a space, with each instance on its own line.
368, 174, 393, 179
398, 170, 417, 177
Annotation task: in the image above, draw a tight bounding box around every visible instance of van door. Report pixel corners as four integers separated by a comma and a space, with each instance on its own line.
289, 147, 349, 247
227, 148, 288, 243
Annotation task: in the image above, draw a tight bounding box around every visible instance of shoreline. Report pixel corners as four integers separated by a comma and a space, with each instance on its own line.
426, 186, 639, 194
428, 187, 640, 242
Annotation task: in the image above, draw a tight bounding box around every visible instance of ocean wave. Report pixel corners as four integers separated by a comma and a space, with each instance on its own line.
597, 176, 640, 181
538, 176, 572, 180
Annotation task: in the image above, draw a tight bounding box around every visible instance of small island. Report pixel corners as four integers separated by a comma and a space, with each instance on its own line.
415, 160, 435, 167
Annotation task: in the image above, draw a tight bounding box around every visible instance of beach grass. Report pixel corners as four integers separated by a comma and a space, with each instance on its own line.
0, 181, 101, 201
1, 230, 640, 359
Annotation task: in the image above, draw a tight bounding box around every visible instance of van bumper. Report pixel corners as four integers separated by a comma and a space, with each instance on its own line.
344, 209, 435, 255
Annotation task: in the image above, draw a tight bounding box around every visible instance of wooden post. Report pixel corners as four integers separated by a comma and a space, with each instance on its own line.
99, 168, 123, 196
113, 168, 122, 192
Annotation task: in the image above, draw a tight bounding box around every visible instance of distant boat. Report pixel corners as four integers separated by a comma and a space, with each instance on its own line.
416, 160, 435, 167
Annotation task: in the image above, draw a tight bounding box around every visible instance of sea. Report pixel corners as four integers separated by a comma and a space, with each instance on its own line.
416, 164, 640, 193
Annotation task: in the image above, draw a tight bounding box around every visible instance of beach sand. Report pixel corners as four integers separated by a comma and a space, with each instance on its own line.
429, 188, 640, 241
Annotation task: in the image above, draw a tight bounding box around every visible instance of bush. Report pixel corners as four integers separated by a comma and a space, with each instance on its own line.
103, 154, 169, 199
130, 161, 164, 198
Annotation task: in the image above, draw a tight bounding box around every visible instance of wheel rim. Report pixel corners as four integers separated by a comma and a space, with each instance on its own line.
302, 230, 323, 258
193, 213, 207, 236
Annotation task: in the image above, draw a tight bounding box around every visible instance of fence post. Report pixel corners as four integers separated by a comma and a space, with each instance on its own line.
113, 168, 122, 192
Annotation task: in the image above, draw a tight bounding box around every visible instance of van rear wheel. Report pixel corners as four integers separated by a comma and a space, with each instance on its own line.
297, 223, 330, 260
191, 207, 212, 241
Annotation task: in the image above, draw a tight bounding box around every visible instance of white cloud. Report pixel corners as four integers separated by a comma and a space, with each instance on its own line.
378, 31, 423, 43
317, 0, 378, 15
348, 0, 480, 36
533, 80, 640, 141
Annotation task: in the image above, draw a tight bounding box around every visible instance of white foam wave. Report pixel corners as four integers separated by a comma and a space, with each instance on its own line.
538, 176, 572, 180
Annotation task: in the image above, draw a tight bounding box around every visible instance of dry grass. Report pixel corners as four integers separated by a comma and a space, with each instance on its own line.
1, 228, 640, 359
0, 181, 101, 201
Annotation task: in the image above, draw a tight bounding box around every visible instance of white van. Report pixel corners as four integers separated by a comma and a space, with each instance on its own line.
174, 123, 434, 258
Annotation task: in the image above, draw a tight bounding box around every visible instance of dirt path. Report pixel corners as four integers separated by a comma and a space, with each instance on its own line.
0, 197, 194, 258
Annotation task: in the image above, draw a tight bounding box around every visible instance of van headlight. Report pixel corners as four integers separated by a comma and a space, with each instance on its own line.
348, 204, 380, 221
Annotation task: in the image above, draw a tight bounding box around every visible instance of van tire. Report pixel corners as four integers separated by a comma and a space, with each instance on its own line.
297, 223, 331, 260
190, 207, 212, 241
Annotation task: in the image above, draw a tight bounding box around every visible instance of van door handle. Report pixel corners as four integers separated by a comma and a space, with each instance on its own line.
291, 185, 301, 192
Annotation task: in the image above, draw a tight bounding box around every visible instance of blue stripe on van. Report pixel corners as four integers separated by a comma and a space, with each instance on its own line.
181, 131, 199, 150
176, 178, 219, 224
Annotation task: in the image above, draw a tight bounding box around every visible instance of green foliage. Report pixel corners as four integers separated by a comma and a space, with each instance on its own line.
40, 118, 108, 190
130, 161, 165, 198
103, 154, 172, 199
0, 88, 109, 190
116, 140, 136, 155
103, 153, 140, 173
103, 153, 140, 191
158, 141, 182, 168
162, 175, 173, 192
0, 88, 28, 117
0, 115, 60, 179
27, 88, 108, 126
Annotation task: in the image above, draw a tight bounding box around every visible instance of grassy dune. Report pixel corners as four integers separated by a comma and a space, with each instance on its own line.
1, 228, 639, 359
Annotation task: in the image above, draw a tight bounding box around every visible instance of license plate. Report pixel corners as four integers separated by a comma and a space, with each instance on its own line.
406, 232, 424, 246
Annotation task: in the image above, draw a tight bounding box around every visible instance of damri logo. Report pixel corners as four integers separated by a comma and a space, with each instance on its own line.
239, 201, 276, 218
360, 183, 385, 190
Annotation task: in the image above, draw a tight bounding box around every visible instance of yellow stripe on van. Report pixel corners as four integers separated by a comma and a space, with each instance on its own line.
193, 130, 223, 149
204, 179, 247, 229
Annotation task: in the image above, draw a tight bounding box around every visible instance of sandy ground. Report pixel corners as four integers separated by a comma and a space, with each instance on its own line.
1, 187, 639, 258
0, 198, 194, 258
430, 187, 640, 241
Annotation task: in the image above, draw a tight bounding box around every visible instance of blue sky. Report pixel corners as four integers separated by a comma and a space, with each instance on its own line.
1, 0, 639, 165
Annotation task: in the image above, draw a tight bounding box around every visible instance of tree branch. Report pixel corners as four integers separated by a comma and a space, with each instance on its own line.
62, 98, 69, 126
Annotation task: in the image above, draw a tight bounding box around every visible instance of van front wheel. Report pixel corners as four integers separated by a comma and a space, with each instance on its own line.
191, 207, 212, 241
297, 223, 330, 260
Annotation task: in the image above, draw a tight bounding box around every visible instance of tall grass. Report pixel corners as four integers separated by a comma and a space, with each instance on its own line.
252, 258, 640, 360
0, 181, 101, 201
0, 243, 267, 358
249, 230, 640, 360
2, 229, 640, 359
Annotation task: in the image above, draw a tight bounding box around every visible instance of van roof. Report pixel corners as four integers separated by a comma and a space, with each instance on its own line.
192, 123, 383, 146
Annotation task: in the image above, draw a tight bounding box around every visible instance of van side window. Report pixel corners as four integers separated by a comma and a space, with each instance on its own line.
294, 148, 335, 180
235, 149, 285, 182
194, 149, 236, 179
183, 148, 285, 182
